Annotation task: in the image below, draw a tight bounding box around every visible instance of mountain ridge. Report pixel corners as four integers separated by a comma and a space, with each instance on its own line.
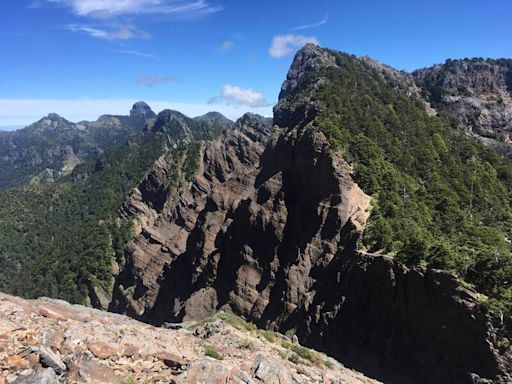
110, 45, 512, 383
0, 44, 512, 383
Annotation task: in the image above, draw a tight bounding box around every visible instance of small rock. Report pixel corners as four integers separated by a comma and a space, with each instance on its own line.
121, 344, 139, 357
38, 308, 66, 322
26, 354, 39, 369
162, 323, 186, 330
182, 359, 231, 384
251, 355, 291, 384
10, 368, 60, 384
38, 346, 66, 374
6, 356, 29, 371
49, 330, 64, 351
155, 352, 187, 370
78, 358, 119, 383
87, 341, 117, 360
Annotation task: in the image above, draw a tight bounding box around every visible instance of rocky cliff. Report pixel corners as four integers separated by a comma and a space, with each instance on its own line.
110, 45, 512, 384
413, 58, 512, 155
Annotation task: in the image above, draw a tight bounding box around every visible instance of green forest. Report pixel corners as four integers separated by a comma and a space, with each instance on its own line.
301, 51, 512, 324
0, 130, 206, 304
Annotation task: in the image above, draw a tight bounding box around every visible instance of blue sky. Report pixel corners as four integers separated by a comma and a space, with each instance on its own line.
1, 0, 511, 129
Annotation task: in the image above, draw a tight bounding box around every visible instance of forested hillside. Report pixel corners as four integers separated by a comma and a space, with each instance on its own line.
0, 102, 156, 190
280, 48, 512, 324
0, 111, 225, 304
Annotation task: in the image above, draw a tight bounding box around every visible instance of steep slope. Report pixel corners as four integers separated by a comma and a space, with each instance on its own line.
0, 108, 226, 307
0, 102, 155, 190
111, 44, 512, 383
111, 113, 276, 319
413, 58, 512, 156
0, 293, 379, 384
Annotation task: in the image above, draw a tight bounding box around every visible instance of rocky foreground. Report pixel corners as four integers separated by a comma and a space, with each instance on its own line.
0, 293, 379, 384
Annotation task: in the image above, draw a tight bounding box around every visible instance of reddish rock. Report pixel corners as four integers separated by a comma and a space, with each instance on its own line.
26, 353, 39, 369
50, 330, 65, 351
77, 358, 119, 383
121, 344, 139, 357
87, 341, 117, 359
39, 307, 67, 322
6, 355, 29, 370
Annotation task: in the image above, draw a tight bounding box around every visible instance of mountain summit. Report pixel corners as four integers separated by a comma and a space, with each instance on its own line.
130, 101, 157, 120
109, 44, 512, 383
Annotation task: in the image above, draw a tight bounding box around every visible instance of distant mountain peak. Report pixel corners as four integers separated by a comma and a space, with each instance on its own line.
130, 101, 156, 120
46, 113, 63, 120
194, 111, 234, 129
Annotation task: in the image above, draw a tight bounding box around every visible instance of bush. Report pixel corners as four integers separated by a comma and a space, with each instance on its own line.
204, 345, 223, 360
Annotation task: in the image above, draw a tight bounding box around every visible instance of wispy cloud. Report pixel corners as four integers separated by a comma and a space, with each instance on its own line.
136, 75, 178, 86
46, 0, 222, 18
113, 49, 159, 59
219, 40, 235, 52
292, 14, 328, 31
209, 85, 269, 108
67, 24, 150, 40
269, 34, 319, 58
27, 0, 44, 9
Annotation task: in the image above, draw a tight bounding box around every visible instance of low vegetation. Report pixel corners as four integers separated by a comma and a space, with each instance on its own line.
193, 311, 326, 367
204, 345, 223, 360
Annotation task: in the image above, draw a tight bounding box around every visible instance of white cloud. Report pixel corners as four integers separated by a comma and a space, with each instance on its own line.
136, 76, 178, 86
67, 24, 149, 40
47, 0, 221, 18
0, 99, 273, 127
219, 40, 235, 52
269, 34, 319, 58
292, 14, 328, 31
209, 85, 269, 108
113, 49, 158, 58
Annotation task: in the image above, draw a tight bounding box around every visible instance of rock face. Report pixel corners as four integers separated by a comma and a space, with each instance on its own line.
274, 43, 338, 128
110, 45, 512, 384
111, 113, 276, 320
413, 59, 512, 155
0, 293, 377, 384
130, 101, 157, 120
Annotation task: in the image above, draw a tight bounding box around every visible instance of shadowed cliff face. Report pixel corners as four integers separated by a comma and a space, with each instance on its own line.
111, 46, 512, 384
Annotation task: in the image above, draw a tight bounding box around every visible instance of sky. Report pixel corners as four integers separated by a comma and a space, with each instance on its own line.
0, 0, 511, 130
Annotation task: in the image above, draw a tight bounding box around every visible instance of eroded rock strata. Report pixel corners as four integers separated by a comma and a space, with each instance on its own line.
111, 45, 512, 383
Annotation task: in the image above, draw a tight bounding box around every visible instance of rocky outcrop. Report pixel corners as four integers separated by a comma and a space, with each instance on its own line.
111, 113, 275, 319
274, 43, 338, 128
130, 101, 157, 121
0, 293, 377, 384
413, 59, 512, 155
110, 45, 512, 384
